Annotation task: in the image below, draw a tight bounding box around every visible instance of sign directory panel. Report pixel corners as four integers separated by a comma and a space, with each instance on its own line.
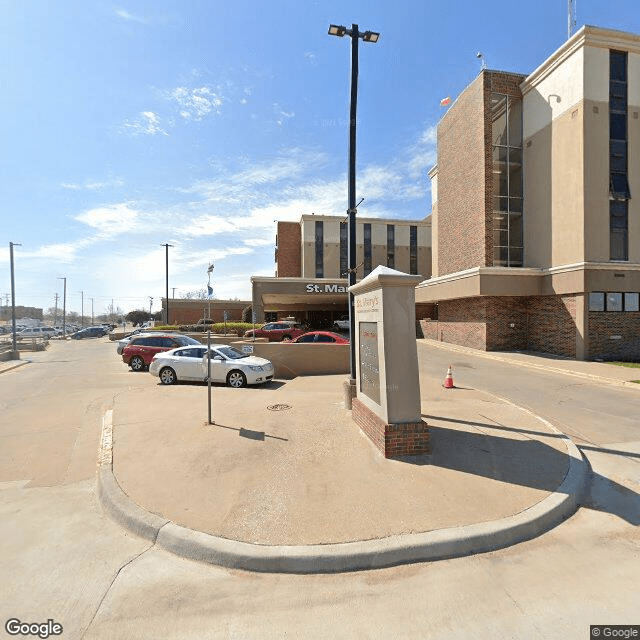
359, 321, 380, 405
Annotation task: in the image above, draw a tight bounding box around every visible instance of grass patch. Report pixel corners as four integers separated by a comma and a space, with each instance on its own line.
609, 361, 640, 369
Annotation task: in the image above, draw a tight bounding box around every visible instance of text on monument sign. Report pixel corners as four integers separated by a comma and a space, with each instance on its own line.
305, 283, 348, 293
355, 294, 380, 312
359, 321, 380, 405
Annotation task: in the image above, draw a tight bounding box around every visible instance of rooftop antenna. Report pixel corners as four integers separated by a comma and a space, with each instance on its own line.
476, 52, 487, 70
568, 0, 577, 38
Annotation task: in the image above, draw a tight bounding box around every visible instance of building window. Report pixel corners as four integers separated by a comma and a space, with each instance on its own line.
606, 292, 623, 312
610, 50, 629, 260
625, 292, 639, 311
610, 200, 629, 261
588, 292, 605, 311
491, 92, 523, 267
409, 225, 418, 274
363, 223, 372, 276
315, 221, 323, 278
339, 221, 348, 277
387, 225, 395, 269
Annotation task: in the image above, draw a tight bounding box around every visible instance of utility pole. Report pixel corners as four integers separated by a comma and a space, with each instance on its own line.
172, 287, 177, 299
149, 296, 153, 317
10, 242, 22, 356
91, 298, 94, 325
57, 278, 67, 336
80, 291, 84, 327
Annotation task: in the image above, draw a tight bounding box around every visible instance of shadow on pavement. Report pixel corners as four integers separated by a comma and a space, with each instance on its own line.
408, 422, 640, 526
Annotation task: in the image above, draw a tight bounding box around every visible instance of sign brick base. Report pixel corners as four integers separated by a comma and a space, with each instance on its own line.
352, 398, 429, 458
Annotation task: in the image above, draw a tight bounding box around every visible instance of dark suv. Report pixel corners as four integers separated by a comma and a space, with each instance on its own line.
122, 334, 200, 371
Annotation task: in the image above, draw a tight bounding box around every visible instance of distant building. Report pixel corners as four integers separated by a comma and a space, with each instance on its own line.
417, 25, 640, 360
252, 213, 431, 326
161, 298, 250, 325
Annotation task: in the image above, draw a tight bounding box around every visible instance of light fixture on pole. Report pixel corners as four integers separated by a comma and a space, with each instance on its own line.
328, 22, 380, 406
9, 242, 22, 356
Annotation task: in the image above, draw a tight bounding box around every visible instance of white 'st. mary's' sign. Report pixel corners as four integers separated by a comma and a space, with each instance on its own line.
305, 283, 348, 293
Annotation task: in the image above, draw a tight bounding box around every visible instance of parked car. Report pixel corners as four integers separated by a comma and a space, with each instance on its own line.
116, 330, 154, 355
70, 326, 109, 339
122, 334, 201, 371
244, 321, 306, 342
333, 316, 350, 331
149, 344, 273, 387
287, 331, 349, 344
16, 327, 56, 338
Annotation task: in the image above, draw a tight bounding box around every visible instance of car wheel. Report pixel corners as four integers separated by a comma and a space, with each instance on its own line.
159, 367, 177, 385
227, 370, 247, 388
281, 334, 291, 341
130, 356, 145, 372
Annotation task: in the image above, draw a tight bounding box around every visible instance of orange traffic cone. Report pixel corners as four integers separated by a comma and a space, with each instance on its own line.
443, 365, 454, 389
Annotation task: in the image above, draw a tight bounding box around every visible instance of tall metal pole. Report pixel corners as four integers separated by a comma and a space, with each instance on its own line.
80, 291, 84, 327
91, 298, 94, 325
58, 277, 67, 336
10, 242, 21, 355
161, 243, 173, 324
347, 24, 359, 385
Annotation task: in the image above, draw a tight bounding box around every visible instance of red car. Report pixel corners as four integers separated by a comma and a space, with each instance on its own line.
287, 331, 349, 344
122, 333, 201, 371
244, 321, 306, 342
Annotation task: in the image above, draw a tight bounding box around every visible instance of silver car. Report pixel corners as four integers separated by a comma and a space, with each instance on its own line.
149, 344, 274, 387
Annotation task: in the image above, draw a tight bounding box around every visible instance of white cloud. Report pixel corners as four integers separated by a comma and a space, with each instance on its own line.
61, 177, 124, 191
74, 203, 141, 235
121, 111, 167, 136
273, 103, 295, 126
169, 86, 223, 121
115, 8, 146, 23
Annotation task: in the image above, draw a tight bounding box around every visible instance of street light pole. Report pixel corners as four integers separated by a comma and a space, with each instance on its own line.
328, 23, 380, 402
80, 291, 84, 327
161, 243, 173, 324
9, 242, 22, 356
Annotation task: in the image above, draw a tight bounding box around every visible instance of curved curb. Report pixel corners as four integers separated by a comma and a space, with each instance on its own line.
97, 412, 589, 574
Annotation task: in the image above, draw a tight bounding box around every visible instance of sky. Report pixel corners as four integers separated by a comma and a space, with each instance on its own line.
1, 0, 638, 317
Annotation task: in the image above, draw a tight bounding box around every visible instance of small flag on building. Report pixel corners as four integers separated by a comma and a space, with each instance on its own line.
440, 96, 451, 107
207, 285, 213, 297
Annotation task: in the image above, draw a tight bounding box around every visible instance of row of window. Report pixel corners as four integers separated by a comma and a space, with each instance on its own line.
588, 292, 639, 312
316, 221, 419, 278
609, 50, 630, 261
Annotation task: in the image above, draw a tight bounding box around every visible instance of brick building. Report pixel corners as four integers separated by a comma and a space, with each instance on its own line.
252, 214, 431, 326
161, 298, 250, 325
417, 25, 640, 360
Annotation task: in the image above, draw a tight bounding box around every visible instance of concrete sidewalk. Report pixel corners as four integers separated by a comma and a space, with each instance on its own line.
98, 367, 588, 572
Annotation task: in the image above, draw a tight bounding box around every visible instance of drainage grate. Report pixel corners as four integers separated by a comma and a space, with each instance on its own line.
267, 404, 292, 411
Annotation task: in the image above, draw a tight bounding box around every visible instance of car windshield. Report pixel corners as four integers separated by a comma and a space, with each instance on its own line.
175, 335, 201, 346
215, 346, 246, 360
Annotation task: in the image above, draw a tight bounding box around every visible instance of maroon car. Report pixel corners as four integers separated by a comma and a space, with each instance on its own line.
122, 334, 200, 371
287, 331, 349, 344
244, 321, 306, 342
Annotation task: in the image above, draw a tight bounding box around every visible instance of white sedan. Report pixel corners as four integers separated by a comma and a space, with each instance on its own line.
148, 344, 274, 387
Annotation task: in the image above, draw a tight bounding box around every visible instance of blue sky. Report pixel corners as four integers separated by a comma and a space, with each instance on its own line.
1, 0, 638, 316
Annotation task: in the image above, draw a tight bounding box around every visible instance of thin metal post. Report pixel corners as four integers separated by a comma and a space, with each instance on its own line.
162, 243, 173, 324
207, 329, 213, 424
10, 242, 21, 355
347, 24, 360, 384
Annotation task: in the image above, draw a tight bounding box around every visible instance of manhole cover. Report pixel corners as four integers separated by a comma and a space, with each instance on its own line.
267, 404, 292, 411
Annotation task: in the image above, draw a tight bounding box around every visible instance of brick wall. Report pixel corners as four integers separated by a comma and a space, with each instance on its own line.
588, 312, 640, 360
276, 222, 301, 277
419, 294, 579, 357
436, 72, 525, 277
352, 398, 429, 458
527, 295, 577, 357
437, 74, 487, 276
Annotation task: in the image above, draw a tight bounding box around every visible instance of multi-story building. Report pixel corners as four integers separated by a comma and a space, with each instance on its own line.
252, 214, 431, 326
417, 25, 640, 360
